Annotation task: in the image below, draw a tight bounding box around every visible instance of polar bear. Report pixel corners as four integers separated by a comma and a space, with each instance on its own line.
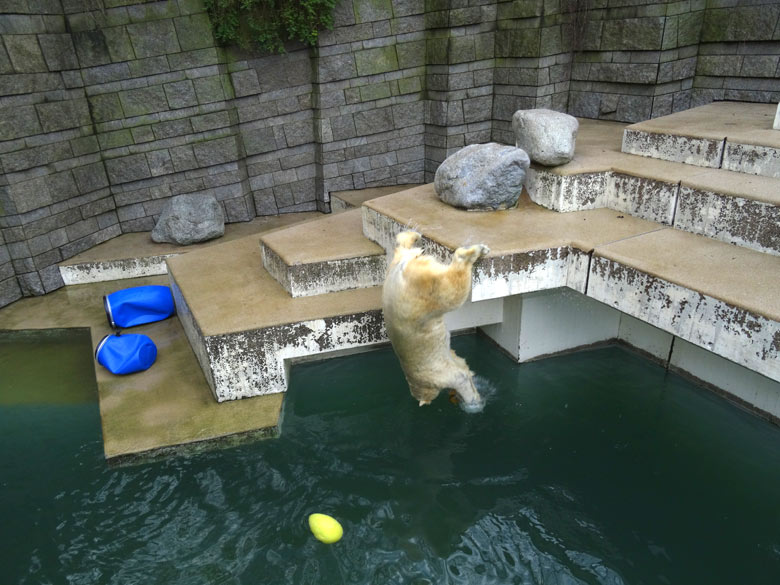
382, 231, 490, 410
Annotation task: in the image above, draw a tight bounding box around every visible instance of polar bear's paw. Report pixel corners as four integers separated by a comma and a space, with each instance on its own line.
454, 243, 490, 264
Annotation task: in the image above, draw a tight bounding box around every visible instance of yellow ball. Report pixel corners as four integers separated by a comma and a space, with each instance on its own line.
308, 513, 343, 544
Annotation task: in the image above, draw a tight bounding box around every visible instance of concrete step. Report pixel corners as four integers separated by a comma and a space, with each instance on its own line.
167, 181, 778, 421
525, 117, 779, 256
621, 102, 780, 178
330, 184, 420, 213
58, 212, 322, 285
362, 185, 780, 408
167, 233, 386, 403
260, 209, 386, 297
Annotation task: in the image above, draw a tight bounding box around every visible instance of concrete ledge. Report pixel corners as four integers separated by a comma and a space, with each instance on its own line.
61, 255, 172, 285
260, 209, 386, 298
621, 102, 780, 178
676, 184, 779, 256
621, 128, 724, 168
588, 255, 779, 383
723, 142, 780, 179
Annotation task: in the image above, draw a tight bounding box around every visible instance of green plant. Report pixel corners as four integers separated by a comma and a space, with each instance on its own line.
205, 0, 337, 53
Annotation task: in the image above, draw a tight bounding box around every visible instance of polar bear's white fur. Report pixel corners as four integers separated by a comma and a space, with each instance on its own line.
382, 231, 489, 409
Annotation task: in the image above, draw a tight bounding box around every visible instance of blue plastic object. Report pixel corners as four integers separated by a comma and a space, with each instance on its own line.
103, 285, 175, 329
95, 333, 157, 375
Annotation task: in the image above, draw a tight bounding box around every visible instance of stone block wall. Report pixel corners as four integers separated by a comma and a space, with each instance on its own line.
0, 0, 778, 309
692, 1, 780, 106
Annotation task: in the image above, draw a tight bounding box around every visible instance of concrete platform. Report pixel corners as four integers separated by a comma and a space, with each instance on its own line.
622, 102, 780, 177
0, 275, 284, 461
260, 209, 386, 297
524, 115, 780, 255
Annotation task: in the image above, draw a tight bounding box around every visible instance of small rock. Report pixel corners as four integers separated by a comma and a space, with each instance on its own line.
434, 143, 530, 211
512, 108, 579, 166
151, 193, 225, 245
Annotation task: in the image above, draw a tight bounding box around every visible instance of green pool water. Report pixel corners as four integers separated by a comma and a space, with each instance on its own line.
1, 330, 778, 584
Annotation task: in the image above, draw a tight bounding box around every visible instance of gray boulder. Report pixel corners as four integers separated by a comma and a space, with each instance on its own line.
512, 108, 579, 166
151, 193, 225, 245
434, 143, 530, 211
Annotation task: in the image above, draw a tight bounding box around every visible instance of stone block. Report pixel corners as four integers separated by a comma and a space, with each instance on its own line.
130, 125, 156, 143
330, 114, 357, 141
193, 75, 226, 103
153, 118, 192, 140
354, 106, 393, 135
164, 79, 198, 109
97, 129, 134, 150
104, 26, 135, 62
463, 96, 492, 124
70, 136, 100, 156
168, 48, 220, 71
284, 120, 314, 147
47, 171, 80, 202
39, 264, 64, 293
495, 29, 540, 58
0, 276, 22, 308
0, 43, 12, 74
8, 176, 52, 214
105, 153, 151, 184
65, 217, 99, 242
697, 55, 741, 77
589, 63, 658, 84
448, 35, 475, 64
243, 126, 278, 155
73, 30, 112, 67
191, 111, 231, 133
425, 37, 448, 64
616, 95, 653, 123
0, 104, 41, 140
396, 40, 425, 69
475, 32, 495, 61
354, 0, 393, 23
541, 25, 563, 56
173, 13, 215, 51
71, 161, 109, 194
127, 19, 181, 58
87, 92, 123, 123
702, 6, 779, 42
170, 144, 198, 171
230, 68, 261, 97
398, 75, 422, 94
193, 136, 239, 167
318, 53, 356, 83
741, 56, 780, 78
38, 34, 79, 71
79, 196, 116, 219
81, 62, 130, 85
128, 55, 170, 77
5, 34, 48, 72
119, 85, 168, 117
36, 98, 91, 132
392, 100, 424, 127
601, 17, 665, 51
355, 46, 398, 76
360, 81, 391, 102
17, 272, 44, 297
147, 149, 174, 176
